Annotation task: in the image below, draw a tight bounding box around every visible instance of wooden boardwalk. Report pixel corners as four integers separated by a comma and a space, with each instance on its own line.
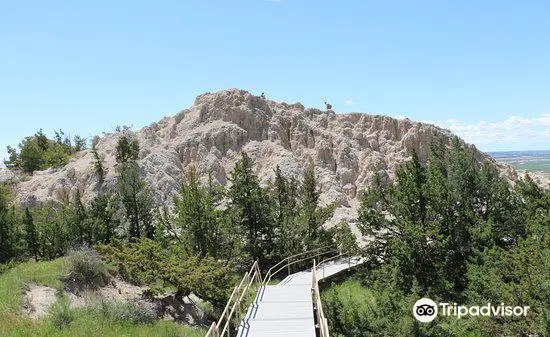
236, 257, 364, 337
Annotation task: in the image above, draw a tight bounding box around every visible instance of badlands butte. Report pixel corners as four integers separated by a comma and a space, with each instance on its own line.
11, 89, 520, 226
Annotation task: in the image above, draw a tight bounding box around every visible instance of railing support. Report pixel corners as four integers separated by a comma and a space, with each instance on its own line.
312, 257, 331, 337
206, 246, 354, 337
205, 261, 262, 337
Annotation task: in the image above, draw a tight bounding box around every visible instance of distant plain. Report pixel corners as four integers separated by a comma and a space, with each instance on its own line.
489, 150, 550, 174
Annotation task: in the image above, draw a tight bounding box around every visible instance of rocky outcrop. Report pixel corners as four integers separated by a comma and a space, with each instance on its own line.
12, 89, 520, 221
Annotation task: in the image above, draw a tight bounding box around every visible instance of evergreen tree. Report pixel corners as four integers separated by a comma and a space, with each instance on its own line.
476, 161, 524, 248
35, 129, 49, 152
359, 145, 475, 296
357, 172, 391, 260
24, 208, 39, 261
272, 165, 302, 258
86, 193, 119, 244
332, 221, 359, 255
516, 174, 550, 242
116, 163, 155, 240
174, 168, 223, 258
34, 201, 70, 259
19, 137, 44, 173
299, 165, 336, 249
114, 135, 155, 240
5, 129, 86, 173
72, 190, 88, 245
73, 135, 87, 152
302, 165, 320, 239
229, 152, 273, 264
394, 150, 428, 224
4, 146, 19, 169
443, 138, 477, 294
91, 145, 106, 183
115, 135, 140, 164
0, 184, 20, 263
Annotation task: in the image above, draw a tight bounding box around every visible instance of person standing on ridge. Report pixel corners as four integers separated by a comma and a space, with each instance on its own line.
261, 92, 266, 100
324, 101, 332, 111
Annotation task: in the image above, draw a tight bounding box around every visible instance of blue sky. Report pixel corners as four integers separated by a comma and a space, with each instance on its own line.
1, 0, 549, 161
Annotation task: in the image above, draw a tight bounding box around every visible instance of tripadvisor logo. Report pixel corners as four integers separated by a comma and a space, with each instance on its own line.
412, 298, 530, 323
413, 298, 438, 322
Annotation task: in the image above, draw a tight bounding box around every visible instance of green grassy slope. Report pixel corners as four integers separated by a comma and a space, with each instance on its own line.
0, 259, 206, 337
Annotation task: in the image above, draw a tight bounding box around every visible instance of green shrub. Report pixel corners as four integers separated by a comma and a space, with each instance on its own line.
65, 247, 110, 291
49, 296, 74, 329
321, 279, 419, 337
97, 238, 233, 309
92, 300, 156, 325
196, 298, 215, 320
0, 261, 17, 275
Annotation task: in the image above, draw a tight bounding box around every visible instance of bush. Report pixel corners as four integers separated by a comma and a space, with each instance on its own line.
196, 299, 216, 320
65, 247, 110, 291
5, 130, 86, 173
321, 279, 418, 337
96, 238, 233, 309
0, 261, 17, 275
92, 300, 156, 325
49, 296, 74, 328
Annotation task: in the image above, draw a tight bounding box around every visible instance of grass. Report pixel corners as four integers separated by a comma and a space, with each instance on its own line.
513, 161, 550, 173
267, 277, 282, 285
5, 316, 206, 337
498, 157, 550, 173
0, 258, 68, 334
0, 258, 207, 337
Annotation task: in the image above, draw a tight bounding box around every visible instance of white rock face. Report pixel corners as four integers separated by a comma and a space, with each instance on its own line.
14, 89, 519, 221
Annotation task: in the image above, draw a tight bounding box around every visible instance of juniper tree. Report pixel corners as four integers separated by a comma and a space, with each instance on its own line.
299, 165, 336, 250
302, 165, 320, 239
34, 201, 71, 259
229, 152, 273, 264
115, 136, 155, 240
272, 165, 302, 258
115, 135, 139, 164
91, 145, 106, 183
116, 163, 155, 240
0, 184, 20, 263
174, 168, 224, 258
19, 137, 44, 173
72, 190, 88, 245
24, 208, 39, 261
86, 193, 119, 244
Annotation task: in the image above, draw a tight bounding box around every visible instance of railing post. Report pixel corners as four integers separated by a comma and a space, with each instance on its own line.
226, 308, 230, 337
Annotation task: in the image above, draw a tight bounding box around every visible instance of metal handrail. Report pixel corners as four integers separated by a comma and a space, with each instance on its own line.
317, 252, 356, 279
267, 249, 339, 285
262, 245, 336, 286
205, 245, 351, 337
205, 261, 262, 337
263, 245, 333, 281
313, 253, 363, 337
312, 259, 330, 337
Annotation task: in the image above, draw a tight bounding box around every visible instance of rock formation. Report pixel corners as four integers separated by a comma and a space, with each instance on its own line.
10, 89, 520, 224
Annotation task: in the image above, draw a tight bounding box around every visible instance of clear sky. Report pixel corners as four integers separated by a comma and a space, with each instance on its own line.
1, 0, 549, 161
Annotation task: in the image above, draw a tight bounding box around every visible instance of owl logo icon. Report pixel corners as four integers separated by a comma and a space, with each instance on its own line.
413, 298, 438, 322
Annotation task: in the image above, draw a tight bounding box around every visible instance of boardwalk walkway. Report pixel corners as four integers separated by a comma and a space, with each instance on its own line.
236, 257, 364, 337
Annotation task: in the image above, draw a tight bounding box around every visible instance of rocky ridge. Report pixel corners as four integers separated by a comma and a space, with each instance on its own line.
10, 89, 519, 225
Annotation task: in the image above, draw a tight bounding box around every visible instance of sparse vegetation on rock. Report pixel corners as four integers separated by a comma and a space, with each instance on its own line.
5, 129, 87, 173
